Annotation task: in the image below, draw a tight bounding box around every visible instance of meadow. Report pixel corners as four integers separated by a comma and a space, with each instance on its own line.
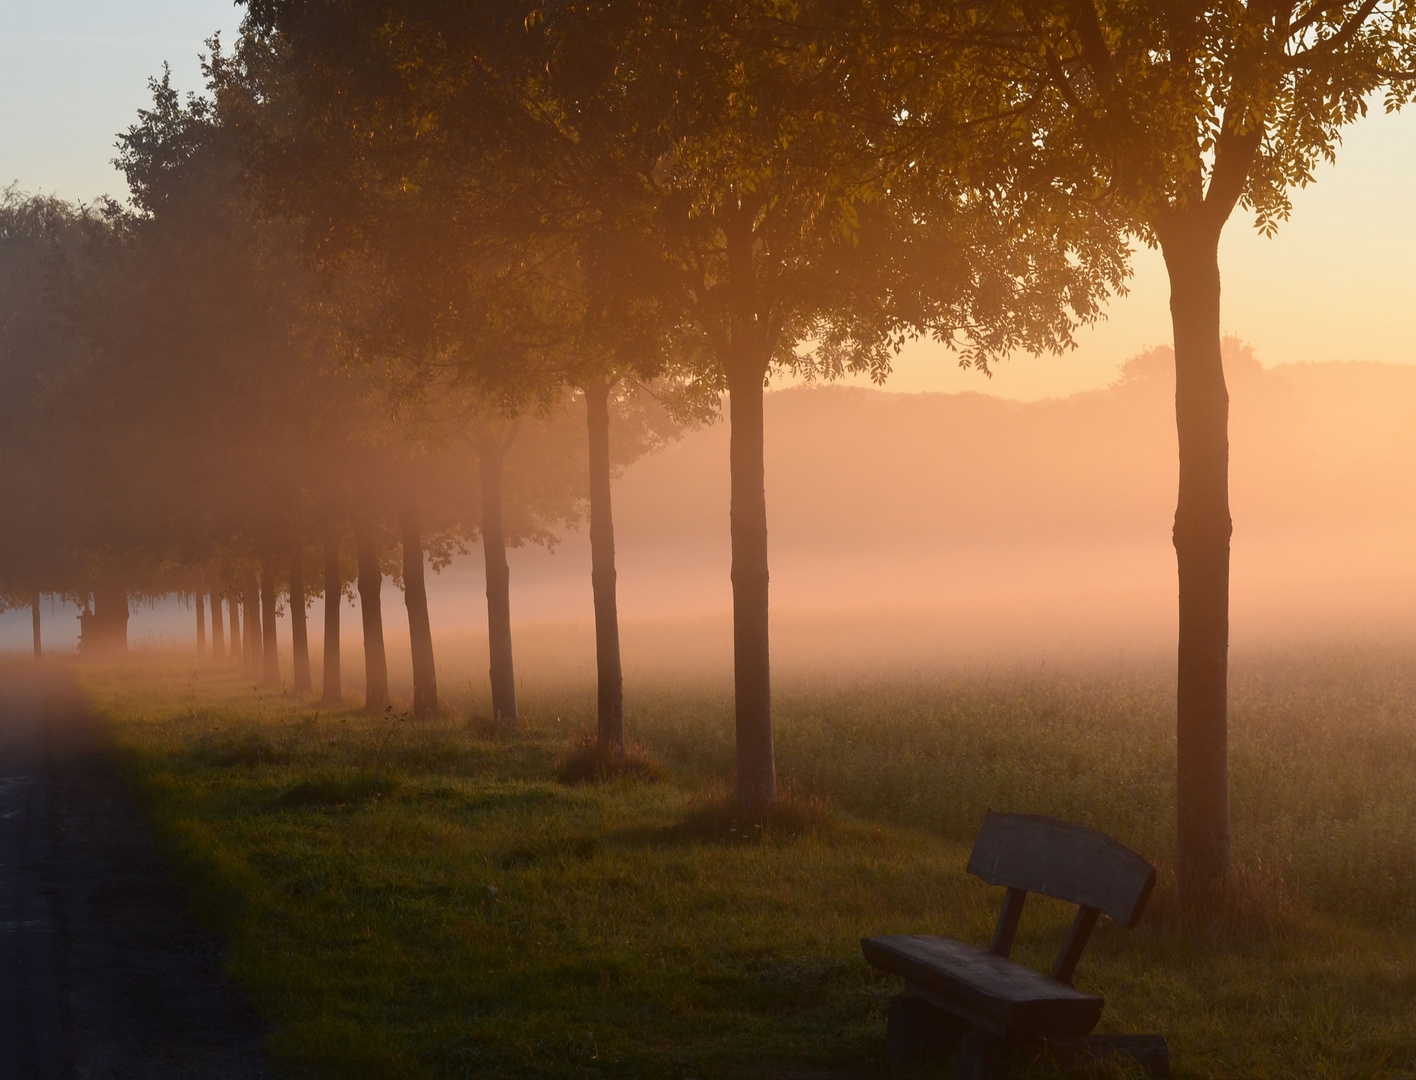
75, 648, 1416, 1079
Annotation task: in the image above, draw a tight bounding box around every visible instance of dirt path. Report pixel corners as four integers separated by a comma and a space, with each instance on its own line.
0, 666, 272, 1080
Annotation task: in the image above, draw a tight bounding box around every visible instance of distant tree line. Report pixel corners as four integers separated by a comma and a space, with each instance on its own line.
2, 0, 1411, 915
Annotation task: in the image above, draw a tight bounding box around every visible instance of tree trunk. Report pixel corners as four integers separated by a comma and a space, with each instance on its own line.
478, 433, 517, 725
210, 590, 225, 659
586, 380, 624, 754
399, 500, 439, 718
355, 518, 389, 712
1161, 216, 1233, 903
88, 584, 129, 657
31, 593, 41, 660
195, 588, 206, 657
243, 571, 262, 676
322, 529, 342, 705
725, 362, 776, 813
228, 590, 241, 665
78, 597, 93, 656
289, 543, 311, 694
260, 558, 280, 686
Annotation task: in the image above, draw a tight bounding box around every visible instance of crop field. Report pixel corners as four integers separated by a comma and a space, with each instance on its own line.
76, 649, 1416, 1079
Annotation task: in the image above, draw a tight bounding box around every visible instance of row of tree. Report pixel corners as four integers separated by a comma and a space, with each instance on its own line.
3, 0, 1412, 913
0, 148, 687, 733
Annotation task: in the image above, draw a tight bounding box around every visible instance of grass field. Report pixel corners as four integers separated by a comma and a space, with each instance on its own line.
72, 649, 1416, 1079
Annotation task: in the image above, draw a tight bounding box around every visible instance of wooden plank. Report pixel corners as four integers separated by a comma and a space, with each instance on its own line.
903, 980, 1007, 1037
966, 812, 1156, 927
861, 934, 1104, 1040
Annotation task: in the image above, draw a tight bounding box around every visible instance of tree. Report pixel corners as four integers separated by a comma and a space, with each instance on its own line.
50, 58, 421, 699
995, 0, 1416, 904
354, 515, 390, 710
236, 4, 667, 727
532, 0, 1126, 812
288, 541, 312, 692
320, 526, 343, 703
560, 222, 719, 756
211, 585, 226, 658
570, 373, 715, 754
585, 382, 623, 750
0, 191, 92, 640
52, 65, 342, 665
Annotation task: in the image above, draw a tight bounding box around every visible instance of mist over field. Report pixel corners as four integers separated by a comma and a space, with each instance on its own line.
10, 346, 1414, 691
8, 5, 1416, 1077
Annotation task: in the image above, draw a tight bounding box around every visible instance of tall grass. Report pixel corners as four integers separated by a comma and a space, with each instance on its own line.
499, 647, 1416, 929
72, 647, 1416, 1078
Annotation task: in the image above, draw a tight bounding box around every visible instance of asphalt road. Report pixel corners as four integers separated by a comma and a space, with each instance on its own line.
0, 666, 272, 1080
0, 674, 64, 1080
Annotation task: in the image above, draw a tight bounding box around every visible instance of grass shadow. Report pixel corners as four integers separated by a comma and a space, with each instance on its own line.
610, 784, 836, 849
278, 769, 399, 809
557, 733, 667, 785
1139, 859, 1306, 943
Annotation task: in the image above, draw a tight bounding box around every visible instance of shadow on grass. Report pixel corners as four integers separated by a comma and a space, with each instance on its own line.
608, 784, 837, 850
557, 733, 667, 785
278, 769, 399, 808
196, 729, 299, 768
1141, 859, 1306, 943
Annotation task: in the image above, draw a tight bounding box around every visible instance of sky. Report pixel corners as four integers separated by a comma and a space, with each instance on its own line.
3, 0, 1414, 400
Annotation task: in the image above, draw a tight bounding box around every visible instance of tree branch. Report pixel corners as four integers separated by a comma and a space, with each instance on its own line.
1069, 0, 1118, 95
1044, 45, 1090, 114
1356, 59, 1416, 78
1204, 107, 1265, 222
1290, 0, 1356, 37
1286, 0, 1380, 69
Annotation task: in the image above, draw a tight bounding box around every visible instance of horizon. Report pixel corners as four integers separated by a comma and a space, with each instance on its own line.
8, 351, 1414, 669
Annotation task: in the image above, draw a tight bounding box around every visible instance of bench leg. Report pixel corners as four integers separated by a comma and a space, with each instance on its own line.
953, 1029, 1007, 1080
885, 995, 966, 1068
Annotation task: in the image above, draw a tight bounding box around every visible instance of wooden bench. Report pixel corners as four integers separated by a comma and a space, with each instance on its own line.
861, 811, 1167, 1078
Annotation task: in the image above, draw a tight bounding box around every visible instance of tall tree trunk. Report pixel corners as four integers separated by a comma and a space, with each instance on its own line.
260, 558, 280, 685
195, 588, 207, 657
1161, 215, 1233, 904
720, 211, 777, 814
725, 361, 775, 813
210, 591, 225, 659
31, 593, 41, 660
355, 518, 389, 712
227, 590, 241, 665
78, 596, 92, 655
322, 528, 342, 705
586, 380, 624, 754
399, 499, 438, 718
243, 571, 262, 676
89, 584, 129, 657
478, 432, 517, 725
289, 542, 311, 694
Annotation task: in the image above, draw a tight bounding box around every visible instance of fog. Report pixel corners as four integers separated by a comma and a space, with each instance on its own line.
8, 345, 1414, 689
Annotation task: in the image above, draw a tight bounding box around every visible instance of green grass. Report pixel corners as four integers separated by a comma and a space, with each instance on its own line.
73, 649, 1416, 1079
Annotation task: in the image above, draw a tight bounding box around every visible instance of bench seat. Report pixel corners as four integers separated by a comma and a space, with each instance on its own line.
861, 933, 1104, 1040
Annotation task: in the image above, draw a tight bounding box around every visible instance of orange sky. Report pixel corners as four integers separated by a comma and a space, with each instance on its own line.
4, 10, 1411, 403
818, 105, 1416, 400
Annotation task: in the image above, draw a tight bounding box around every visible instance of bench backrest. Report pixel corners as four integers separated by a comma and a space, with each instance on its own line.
965, 811, 1156, 929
